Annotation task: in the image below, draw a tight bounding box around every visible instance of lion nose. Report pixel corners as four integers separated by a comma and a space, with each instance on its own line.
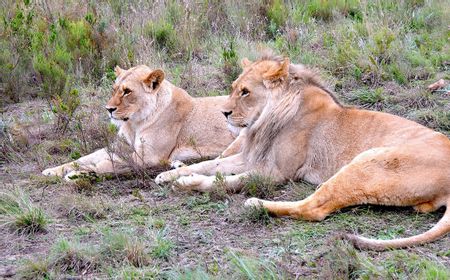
106, 107, 117, 114
222, 111, 232, 118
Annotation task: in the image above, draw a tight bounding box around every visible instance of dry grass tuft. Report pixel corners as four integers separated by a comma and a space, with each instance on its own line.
0, 189, 49, 235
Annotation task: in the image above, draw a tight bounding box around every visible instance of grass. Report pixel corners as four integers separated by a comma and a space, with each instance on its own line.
113, 265, 160, 280
227, 250, 284, 280
167, 250, 286, 279
0, 189, 49, 234
101, 229, 150, 267
321, 241, 450, 279
57, 193, 112, 222
1, 0, 450, 278
49, 238, 99, 274
150, 228, 174, 260
17, 258, 51, 280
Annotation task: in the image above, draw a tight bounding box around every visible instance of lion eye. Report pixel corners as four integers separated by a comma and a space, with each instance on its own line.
241, 88, 250, 97
123, 88, 132, 96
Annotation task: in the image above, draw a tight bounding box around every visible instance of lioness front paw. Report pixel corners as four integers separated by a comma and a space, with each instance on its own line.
170, 160, 186, 169
244, 197, 263, 208
42, 166, 66, 177
155, 170, 178, 185
173, 174, 214, 191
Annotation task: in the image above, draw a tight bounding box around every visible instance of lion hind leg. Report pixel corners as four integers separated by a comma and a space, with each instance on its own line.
246, 147, 450, 249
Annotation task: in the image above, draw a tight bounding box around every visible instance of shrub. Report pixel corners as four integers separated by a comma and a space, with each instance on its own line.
209, 172, 231, 201
242, 204, 272, 225
241, 173, 279, 199
266, 0, 287, 38
222, 41, 240, 84
145, 20, 178, 54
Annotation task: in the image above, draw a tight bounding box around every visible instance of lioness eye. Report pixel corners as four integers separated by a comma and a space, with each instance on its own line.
241, 88, 250, 97
123, 88, 131, 96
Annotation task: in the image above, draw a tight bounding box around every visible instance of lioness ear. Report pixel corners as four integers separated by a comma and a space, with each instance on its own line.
241, 58, 252, 68
262, 58, 290, 89
114, 66, 124, 77
143, 69, 165, 92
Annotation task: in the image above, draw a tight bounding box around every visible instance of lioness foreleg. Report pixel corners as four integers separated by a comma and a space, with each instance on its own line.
43, 148, 131, 180
155, 153, 246, 184
42, 148, 113, 177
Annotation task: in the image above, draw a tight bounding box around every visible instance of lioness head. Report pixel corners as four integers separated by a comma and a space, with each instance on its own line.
221, 57, 290, 128
106, 65, 165, 123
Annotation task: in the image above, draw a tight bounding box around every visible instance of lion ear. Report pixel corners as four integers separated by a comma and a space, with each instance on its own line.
143, 69, 165, 92
262, 58, 290, 89
114, 65, 124, 77
241, 58, 252, 68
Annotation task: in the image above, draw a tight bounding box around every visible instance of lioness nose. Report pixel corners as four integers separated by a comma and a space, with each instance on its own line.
222, 111, 232, 118
106, 107, 117, 113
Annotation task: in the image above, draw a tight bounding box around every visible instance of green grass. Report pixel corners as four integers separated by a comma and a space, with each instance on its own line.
57, 193, 112, 222
50, 238, 99, 274
151, 228, 174, 260
17, 258, 51, 280
101, 229, 150, 267
0, 189, 49, 234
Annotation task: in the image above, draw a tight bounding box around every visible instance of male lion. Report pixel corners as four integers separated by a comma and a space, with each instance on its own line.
42, 65, 240, 180
156, 55, 450, 250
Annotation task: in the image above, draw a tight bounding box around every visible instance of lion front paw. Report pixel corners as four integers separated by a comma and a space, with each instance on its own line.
173, 174, 214, 191
244, 197, 263, 208
155, 170, 178, 185
42, 166, 67, 177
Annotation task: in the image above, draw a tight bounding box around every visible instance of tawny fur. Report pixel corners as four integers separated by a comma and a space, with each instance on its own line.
42, 65, 238, 179
156, 55, 450, 250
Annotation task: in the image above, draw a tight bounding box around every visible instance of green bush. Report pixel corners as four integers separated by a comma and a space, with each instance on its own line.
266, 0, 287, 38
222, 41, 240, 84
145, 20, 178, 53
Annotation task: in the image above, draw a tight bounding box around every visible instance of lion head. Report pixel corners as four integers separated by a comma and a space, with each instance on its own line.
106, 65, 166, 123
221, 56, 290, 129
222, 55, 334, 163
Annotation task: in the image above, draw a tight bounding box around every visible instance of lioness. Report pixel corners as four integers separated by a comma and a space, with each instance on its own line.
156, 55, 450, 250
42, 65, 239, 180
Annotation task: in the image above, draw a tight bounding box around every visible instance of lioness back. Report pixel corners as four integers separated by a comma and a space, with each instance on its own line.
171, 93, 235, 161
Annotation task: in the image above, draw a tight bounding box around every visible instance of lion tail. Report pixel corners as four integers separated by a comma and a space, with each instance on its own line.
345, 201, 450, 250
